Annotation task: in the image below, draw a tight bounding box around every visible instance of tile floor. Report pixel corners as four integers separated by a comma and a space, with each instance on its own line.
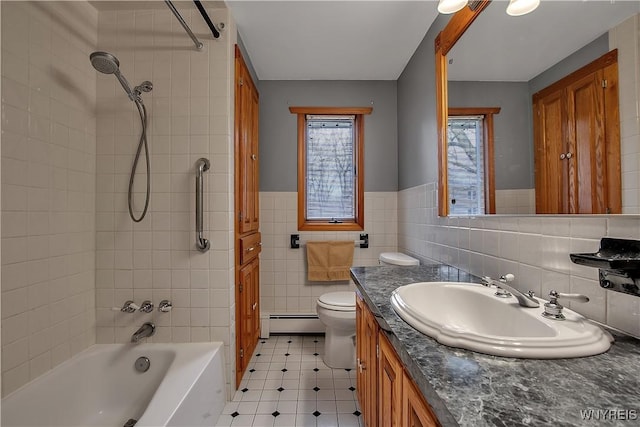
215, 335, 363, 427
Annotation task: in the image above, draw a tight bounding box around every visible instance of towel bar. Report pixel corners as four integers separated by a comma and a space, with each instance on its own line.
290, 233, 368, 249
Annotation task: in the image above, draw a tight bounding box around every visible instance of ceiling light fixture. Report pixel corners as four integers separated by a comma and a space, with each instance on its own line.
506, 0, 541, 16
437, 0, 468, 14
437, 0, 540, 16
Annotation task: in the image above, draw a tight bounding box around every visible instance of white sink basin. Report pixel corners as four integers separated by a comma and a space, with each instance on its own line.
390, 282, 613, 358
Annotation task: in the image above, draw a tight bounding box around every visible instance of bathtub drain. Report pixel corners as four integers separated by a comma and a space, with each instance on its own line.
135, 356, 150, 373
123, 419, 137, 427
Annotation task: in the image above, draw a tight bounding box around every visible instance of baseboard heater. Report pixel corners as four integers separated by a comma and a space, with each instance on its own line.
261, 313, 324, 338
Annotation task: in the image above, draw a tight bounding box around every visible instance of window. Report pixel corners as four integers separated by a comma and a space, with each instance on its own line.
290, 107, 372, 231
447, 107, 500, 216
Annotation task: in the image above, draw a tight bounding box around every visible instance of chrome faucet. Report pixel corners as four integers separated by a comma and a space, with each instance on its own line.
481, 274, 540, 308
131, 322, 155, 343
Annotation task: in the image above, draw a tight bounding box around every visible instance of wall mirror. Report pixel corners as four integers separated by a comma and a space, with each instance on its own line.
435, 0, 640, 217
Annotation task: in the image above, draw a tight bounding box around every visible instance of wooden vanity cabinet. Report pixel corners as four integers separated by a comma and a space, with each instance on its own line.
356, 292, 440, 427
356, 293, 379, 427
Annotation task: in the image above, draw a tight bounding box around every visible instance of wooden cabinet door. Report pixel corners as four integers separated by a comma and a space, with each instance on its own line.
565, 70, 606, 213
356, 296, 366, 411
238, 258, 259, 376
534, 89, 566, 214
378, 333, 403, 427
356, 294, 378, 427
533, 50, 621, 215
235, 46, 260, 234
403, 371, 439, 427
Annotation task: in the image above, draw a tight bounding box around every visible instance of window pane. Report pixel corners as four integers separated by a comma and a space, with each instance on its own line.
306, 116, 355, 220
447, 116, 485, 216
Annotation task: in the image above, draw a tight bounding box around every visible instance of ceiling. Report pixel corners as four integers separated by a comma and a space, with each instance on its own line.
226, 1, 439, 80
89, 1, 640, 83
448, 0, 640, 82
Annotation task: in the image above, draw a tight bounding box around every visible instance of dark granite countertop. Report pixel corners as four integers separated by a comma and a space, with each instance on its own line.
351, 264, 640, 427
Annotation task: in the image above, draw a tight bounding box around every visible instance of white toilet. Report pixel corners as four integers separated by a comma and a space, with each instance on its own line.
316, 252, 419, 369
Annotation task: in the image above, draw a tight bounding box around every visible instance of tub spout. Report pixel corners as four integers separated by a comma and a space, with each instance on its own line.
131, 322, 155, 343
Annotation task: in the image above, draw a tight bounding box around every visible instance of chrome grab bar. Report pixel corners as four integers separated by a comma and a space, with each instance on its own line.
195, 158, 210, 252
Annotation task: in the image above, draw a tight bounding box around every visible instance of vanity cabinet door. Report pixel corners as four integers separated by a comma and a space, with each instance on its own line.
403, 371, 439, 427
356, 294, 378, 427
378, 332, 403, 427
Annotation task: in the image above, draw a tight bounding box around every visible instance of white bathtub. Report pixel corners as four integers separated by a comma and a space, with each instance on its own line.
1, 343, 226, 427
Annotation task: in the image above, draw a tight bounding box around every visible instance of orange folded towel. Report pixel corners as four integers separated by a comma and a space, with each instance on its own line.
306, 241, 355, 282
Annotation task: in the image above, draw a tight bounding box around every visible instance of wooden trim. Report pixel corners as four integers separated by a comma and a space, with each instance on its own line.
296, 112, 307, 231
437, 1, 491, 55
448, 107, 501, 116
448, 107, 500, 214
533, 49, 618, 102
604, 61, 621, 214
293, 107, 367, 231
436, 49, 449, 217
289, 106, 372, 115
435, 1, 491, 217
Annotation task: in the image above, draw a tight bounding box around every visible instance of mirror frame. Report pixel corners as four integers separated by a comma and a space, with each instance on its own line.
435, 0, 491, 217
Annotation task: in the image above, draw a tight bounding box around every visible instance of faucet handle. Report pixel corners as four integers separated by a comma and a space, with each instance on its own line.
139, 300, 154, 313
117, 300, 140, 313
549, 290, 590, 303
158, 300, 172, 312
543, 290, 590, 321
500, 273, 515, 283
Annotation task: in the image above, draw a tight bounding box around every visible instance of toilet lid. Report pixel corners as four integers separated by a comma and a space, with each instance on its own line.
318, 292, 355, 311
379, 252, 420, 266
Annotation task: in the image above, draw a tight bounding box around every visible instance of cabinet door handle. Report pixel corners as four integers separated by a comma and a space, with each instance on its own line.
252, 302, 257, 310
246, 246, 255, 252
251, 154, 257, 160
560, 153, 566, 160
565, 152, 573, 159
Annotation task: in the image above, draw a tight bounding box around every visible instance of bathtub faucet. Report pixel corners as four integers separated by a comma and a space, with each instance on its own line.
131, 322, 155, 343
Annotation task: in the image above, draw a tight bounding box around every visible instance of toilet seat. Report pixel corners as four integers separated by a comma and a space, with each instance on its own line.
317, 291, 355, 312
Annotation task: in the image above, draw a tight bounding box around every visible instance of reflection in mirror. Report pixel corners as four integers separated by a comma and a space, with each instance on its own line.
440, 0, 640, 216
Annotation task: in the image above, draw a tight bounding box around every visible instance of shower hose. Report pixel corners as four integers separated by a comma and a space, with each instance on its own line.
129, 99, 150, 222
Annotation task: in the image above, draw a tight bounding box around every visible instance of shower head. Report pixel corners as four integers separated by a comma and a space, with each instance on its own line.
90, 51, 120, 74
90, 51, 136, 101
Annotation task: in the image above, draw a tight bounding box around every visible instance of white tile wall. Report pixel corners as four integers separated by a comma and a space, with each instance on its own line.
610, 14, 640, 214
92, 4, 238, 392
398, 183, 640, 338
1, 1, 98, 396
495, 189, 535, 214
260, 192, 397, 314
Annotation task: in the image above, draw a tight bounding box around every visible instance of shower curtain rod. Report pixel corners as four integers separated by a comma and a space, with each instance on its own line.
193, 0, 221, 39
165, 0, 203, 49
165, 0, 221, 50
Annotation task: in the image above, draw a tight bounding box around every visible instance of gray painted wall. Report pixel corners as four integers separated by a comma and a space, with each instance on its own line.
259, 80, 398, 192
397, 14, 449, 190
448, 81, 532, 190
529, 33, 609, 95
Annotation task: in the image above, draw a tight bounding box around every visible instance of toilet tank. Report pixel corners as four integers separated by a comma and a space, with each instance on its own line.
379, 252, 419, 266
